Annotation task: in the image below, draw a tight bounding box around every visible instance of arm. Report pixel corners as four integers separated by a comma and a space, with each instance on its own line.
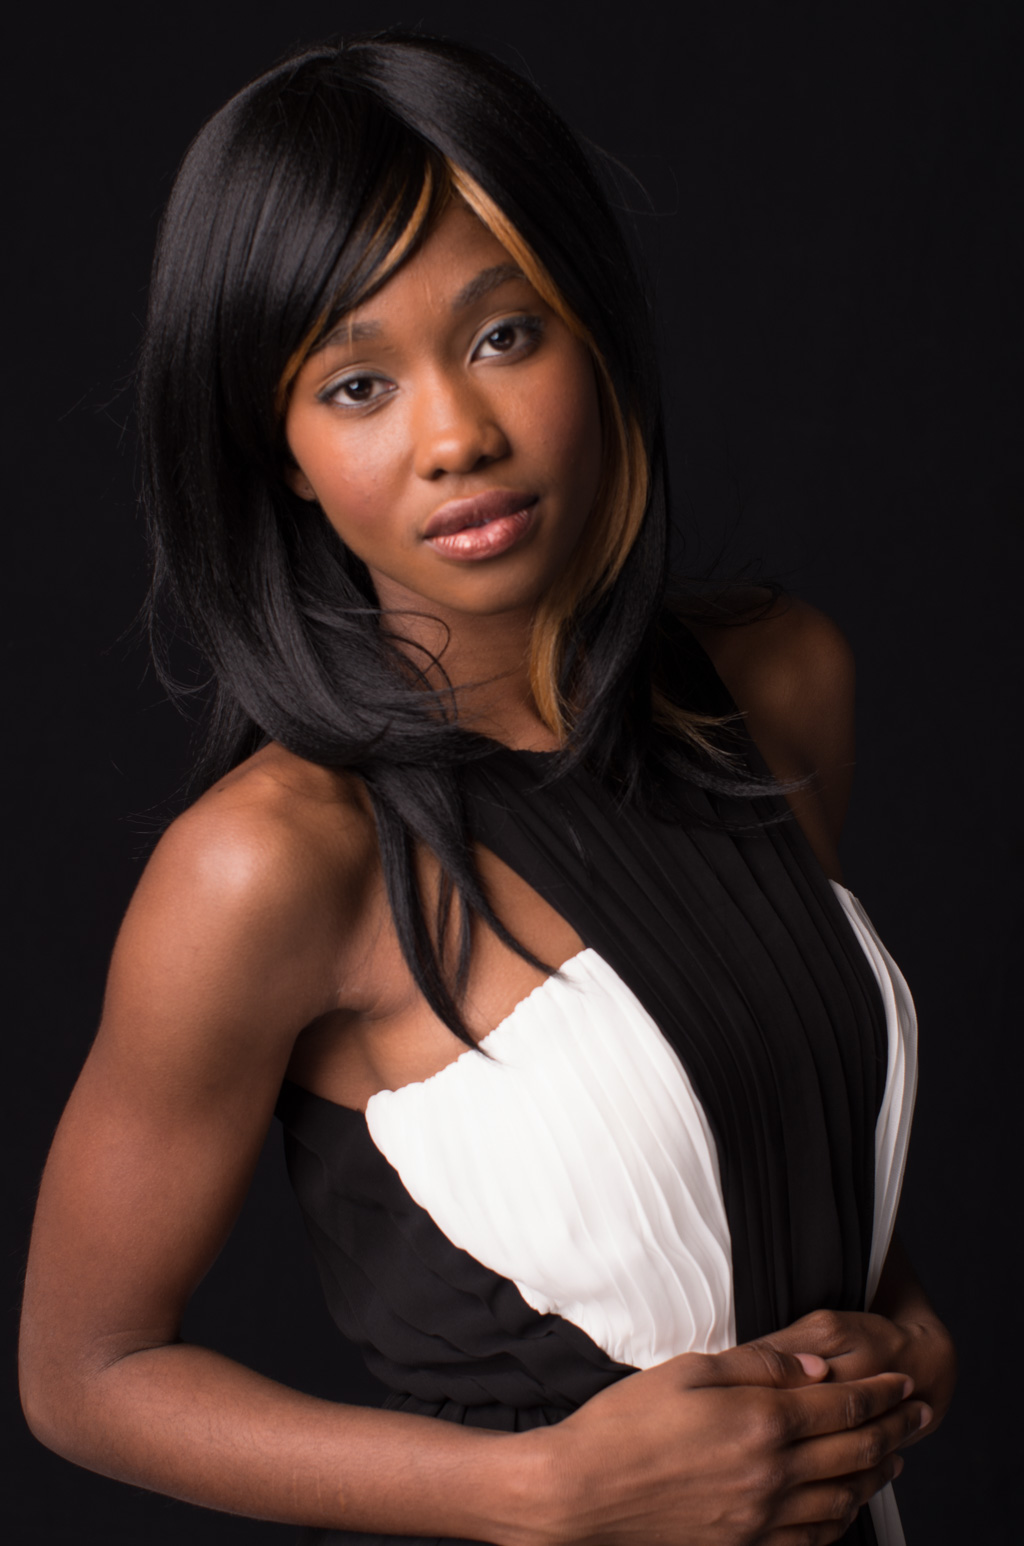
19, 766, 924, 1545
18, 787, 537, 1538
869, 1236, 957, 1438
760, 1239, 956, 1447
687, 591, 856, 882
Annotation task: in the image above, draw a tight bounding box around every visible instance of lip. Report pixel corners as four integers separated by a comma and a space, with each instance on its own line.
422, 490, 539, 562
423, 489, 538, 539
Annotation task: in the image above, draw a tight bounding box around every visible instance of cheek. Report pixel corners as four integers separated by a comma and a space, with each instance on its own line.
289, 418, 406, 537
524, 351, 603, 498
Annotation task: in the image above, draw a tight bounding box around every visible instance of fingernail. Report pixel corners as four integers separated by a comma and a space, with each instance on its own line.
918, 1405, 933, 1430
901, 1377, 914, 1399
891, 1455, 905, 1478
795, 1353, 828, 1376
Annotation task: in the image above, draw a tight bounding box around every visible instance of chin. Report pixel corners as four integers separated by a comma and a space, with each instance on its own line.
439, 570, 562, 618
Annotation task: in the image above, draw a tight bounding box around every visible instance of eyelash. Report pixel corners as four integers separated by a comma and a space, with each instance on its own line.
319, 314, 545, 409
474, 314, 545, 358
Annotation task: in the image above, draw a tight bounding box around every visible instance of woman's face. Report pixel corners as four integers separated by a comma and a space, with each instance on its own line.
284, 200, 604, 621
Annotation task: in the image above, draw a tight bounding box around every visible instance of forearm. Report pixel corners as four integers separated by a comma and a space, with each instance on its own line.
869, 1234, 941, 1325
24, 1340, 553, 1542
869, 1236, 957, 1436
23, 1328, 929, 1546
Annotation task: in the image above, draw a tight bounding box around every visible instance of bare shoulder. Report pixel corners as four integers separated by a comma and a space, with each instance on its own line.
150, 743, 376, 926
105, 745, 380, 1066
685, 589, 856, 874
687, 590, 854, 759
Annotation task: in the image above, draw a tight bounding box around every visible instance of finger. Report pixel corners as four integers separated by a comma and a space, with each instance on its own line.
780, 1372, 915, 1442
683, 1339, 831, 1391
760, 1454, 904, 1543
759, 1310, 860, 1361
818, 1349, 912, 1388
792, 1400, 930, 1484
794, 1353, 831, 1378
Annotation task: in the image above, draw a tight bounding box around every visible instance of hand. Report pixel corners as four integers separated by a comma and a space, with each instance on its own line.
759, 1307, 956, 1445
534, 1340, 926, 1546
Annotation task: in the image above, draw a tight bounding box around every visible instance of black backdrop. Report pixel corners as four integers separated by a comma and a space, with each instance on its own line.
5, 2, 1020, 1539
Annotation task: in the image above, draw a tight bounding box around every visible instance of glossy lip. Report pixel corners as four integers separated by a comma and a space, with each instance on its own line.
425, 506, 536, 561
422, 489, 538, 539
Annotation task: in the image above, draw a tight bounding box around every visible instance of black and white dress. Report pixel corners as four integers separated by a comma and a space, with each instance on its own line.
276, 634, 917, 1546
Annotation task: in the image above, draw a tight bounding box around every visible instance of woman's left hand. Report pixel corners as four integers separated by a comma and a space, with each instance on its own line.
761, 1307, 956, 1446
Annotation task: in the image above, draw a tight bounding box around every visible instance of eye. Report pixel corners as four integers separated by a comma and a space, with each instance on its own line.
322, 373, 395, 408
473, 316, 544, 360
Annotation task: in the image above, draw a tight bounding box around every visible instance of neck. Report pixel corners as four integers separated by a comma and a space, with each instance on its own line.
373, 575, 562, 752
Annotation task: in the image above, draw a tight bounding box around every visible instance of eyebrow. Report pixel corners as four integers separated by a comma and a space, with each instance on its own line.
450, 263, 527, 312
313, 264, 528, 355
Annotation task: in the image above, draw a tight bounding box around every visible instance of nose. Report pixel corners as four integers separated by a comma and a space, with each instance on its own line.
411, 369, 510, 480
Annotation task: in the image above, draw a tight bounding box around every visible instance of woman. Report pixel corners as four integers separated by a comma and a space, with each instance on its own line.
19, 31, 955, 1546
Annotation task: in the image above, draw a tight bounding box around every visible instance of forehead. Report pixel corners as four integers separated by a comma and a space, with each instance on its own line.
413, 197, 509, 260
377, 199, 522, 298
308, 202, 530, 356
357, 200, 519, 314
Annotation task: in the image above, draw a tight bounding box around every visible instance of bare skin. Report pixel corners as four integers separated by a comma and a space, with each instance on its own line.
20, 202, 954, 1543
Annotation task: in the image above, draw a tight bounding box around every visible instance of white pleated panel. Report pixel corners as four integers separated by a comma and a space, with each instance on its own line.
829, 882, 916, 1546
828, 882, 919, 1312
365, 948, 736, 1370
869, 1481, 908, 1546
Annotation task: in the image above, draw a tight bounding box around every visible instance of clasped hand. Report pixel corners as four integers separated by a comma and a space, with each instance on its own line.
760, 1304, 956, 1446
533, 1337, 929, 1546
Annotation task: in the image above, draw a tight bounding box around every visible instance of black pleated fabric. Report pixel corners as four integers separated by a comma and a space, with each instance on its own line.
461, 744, 887, 1346
278, 629, 889, 1546
276, 1080, 633, 1412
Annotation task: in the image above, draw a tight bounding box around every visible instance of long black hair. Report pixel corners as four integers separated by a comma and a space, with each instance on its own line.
139, 30, 756, 1043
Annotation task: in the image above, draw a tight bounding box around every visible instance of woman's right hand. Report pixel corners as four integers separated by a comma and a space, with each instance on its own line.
530, 1340, 927, 1546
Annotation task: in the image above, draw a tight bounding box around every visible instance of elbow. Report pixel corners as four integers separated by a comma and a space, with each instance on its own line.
18, 1317, 100, 1462
19, 1310, 177, 1471
19, 1358, 75, 1458
19, 1356, 124, 1471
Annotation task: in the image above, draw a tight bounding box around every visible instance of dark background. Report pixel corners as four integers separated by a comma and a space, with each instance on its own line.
5, 1, 1020, 1539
